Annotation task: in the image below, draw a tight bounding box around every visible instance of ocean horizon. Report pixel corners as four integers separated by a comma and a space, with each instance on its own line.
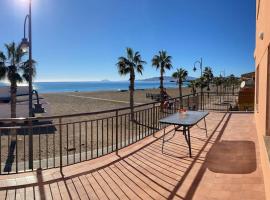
0, 81, 188, 94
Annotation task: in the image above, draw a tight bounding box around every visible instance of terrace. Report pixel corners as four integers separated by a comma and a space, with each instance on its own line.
0, 93, 266, 199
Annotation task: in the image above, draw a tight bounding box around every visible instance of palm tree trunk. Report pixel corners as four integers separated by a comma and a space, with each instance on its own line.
130, 73, 135, 121
10, 82, 17, 141
179, 81, 183, 109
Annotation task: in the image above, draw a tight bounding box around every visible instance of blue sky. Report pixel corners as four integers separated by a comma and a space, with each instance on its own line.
0, 0, 255, 82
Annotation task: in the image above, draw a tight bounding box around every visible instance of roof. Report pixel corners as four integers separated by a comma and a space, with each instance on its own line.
241, 72, 255, 79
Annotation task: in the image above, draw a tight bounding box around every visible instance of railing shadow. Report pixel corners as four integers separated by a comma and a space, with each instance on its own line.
0, 120, 57, 135
3, 141, 16, 172
1, 120, 57, 173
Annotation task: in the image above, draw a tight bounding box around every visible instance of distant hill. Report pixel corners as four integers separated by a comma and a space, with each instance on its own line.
139, 76, 196, 82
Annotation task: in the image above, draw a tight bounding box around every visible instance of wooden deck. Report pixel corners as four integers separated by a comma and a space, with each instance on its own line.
0, 112, 266, 200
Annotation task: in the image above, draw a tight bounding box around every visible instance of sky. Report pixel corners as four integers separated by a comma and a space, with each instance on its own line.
0, 0, 255, 82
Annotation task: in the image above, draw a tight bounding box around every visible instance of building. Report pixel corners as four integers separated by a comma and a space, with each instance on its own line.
254, 0, 270, 198
238, 72, 255, 111
241, 71, 255, 81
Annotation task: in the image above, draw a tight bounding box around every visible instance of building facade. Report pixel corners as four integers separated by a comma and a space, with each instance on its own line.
254, 0, 270, 197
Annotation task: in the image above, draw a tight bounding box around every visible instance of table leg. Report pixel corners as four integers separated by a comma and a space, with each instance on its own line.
204, 117, 208, 137
183, 126, 188, 143
187, 127, 192, 157
183, 126, 192, 157
162, 126, 166, 153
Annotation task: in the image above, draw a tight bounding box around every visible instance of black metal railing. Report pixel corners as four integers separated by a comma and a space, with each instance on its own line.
0, 92, 245, 174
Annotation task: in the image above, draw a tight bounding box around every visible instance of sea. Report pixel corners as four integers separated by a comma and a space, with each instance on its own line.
0, 81, 188, 94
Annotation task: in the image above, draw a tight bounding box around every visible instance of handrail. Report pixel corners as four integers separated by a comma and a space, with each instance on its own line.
0, 92, 242, 122
0, 93, 196, 122
0, 91, 243, 174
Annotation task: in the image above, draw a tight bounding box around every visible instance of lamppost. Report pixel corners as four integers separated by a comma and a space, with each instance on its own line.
20, 0, 34, 170
193, 58, 204, 109
20, 0, 33, 118
193, 58, 203, 78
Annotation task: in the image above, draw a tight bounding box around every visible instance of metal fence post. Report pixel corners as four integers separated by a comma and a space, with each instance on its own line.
16, 127, 18, 173
28, 119, 33, 170
59, 118, 63, 172
116, 110, 119, 155
153, 103, 156, 130
200, 92, 203, 110
0, 129, 1, 174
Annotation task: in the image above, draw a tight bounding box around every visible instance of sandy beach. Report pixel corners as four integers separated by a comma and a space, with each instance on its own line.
40, 87, 193, 116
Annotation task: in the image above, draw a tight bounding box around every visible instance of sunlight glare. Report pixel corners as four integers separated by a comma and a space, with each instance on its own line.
20, 0, 30, 3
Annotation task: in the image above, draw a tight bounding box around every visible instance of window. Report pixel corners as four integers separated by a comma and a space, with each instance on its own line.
256, 66, 260, 112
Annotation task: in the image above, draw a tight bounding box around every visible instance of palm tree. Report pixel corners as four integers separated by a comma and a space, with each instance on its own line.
213, 76, 223, 94
116, 47, 146, 120
152, 50, 173, 107
195, 77, 207, 92
0, 42, 36, 118
188, 80, 198, 96
172, 68, 188, 108
195, 77, 207, 109
203, 67, 214, 92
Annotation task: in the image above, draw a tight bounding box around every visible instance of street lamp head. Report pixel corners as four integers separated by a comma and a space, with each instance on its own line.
193, 66, 197, 72
20, 38, 29, 53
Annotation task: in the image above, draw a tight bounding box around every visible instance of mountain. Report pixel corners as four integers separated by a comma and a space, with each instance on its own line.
100, 79, 111, 82
139, 76, 196, 82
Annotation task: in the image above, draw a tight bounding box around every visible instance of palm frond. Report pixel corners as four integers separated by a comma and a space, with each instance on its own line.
20, 59, 37, 82
5, 42, 16, 61
117, 48, 145, 77
15, 46, 27, 63
0, 51, 6, 62
151, 55, 160, 69
117, 61, 130, 76
172, 72, 178, 79
126, 48, 134, 61
136, 64, 143, 75
172, 68, 188, 83
165, 63, 173, 70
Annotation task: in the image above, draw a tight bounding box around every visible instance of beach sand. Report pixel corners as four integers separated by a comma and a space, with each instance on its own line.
41, 87, 193, 116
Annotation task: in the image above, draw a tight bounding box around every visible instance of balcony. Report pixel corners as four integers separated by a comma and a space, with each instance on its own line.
0, 93, 266, 199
